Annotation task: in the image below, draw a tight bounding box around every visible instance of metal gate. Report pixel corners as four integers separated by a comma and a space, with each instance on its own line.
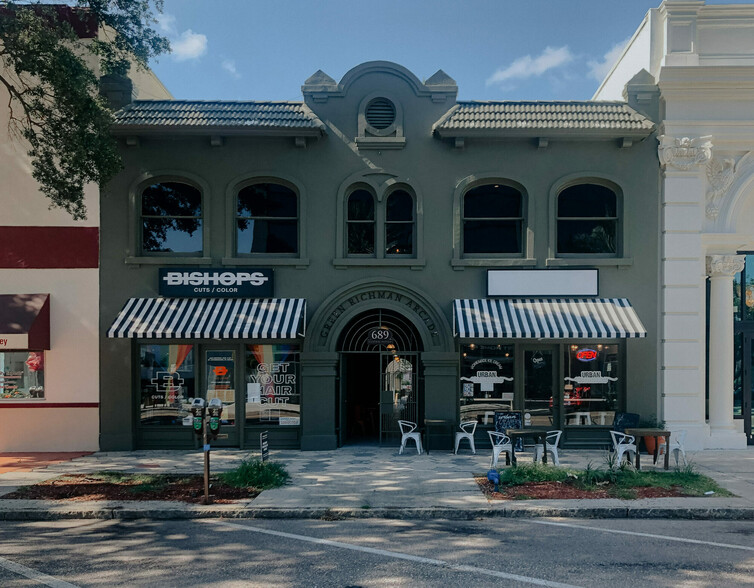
380, 352, 418, 444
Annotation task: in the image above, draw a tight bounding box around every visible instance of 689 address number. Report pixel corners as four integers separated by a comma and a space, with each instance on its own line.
367, 327, 394, 345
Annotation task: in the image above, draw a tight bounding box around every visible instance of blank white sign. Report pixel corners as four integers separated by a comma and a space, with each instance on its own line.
487, 269, 598, 297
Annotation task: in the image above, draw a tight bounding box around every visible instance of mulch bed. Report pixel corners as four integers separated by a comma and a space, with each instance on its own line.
475, 477, 691, 500
1, 474, 260, 504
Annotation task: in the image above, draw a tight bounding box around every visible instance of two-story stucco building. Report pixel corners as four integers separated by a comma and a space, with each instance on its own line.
100, 61, 660, 451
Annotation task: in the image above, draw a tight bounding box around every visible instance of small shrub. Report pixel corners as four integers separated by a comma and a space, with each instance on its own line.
219, 459, 289, 490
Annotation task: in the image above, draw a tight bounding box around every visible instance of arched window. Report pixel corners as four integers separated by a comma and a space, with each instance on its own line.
463, 184, 523, 255
347, 189, 375, 255
557, 184, 618, 255
141, 182, 203, 254
236, 183, 298, 254
385, 190, 414, 256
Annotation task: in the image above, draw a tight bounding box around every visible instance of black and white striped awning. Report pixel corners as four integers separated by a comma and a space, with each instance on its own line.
454, 298, 646, 339
107, 298, 306, 339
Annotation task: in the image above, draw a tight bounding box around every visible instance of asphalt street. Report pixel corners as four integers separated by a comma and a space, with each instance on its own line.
0, 517, 752, 587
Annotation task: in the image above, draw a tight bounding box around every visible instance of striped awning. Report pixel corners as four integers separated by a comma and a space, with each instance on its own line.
107, 298, 306, 339
453, 298, 646, 339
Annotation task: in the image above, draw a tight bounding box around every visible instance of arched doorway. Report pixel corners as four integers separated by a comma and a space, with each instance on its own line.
337, 308, 423, 445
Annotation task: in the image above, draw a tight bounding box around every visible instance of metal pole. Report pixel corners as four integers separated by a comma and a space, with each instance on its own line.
203, 418, 211, 504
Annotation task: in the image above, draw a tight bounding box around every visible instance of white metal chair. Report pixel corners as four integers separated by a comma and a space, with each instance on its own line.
610, 430, 637, 466
657, 429, 688, 466
398, 420, 423, 455
488, 431, 513, 468
454, 421, 477, 454
534, 430, 563, 466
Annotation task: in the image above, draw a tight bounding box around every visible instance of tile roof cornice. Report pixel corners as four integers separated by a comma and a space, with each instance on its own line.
111, 100, 327, 137
433, 100, 655, 139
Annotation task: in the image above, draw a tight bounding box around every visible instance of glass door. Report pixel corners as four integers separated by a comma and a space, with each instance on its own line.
736, 332, 754, 445
522, 346, 559, 428
201, 346, 240, 446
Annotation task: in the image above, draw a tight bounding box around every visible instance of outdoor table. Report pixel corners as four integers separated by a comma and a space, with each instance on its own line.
505, 426, 550, 466
424, 419, 452, 454
625, 428, 671, 470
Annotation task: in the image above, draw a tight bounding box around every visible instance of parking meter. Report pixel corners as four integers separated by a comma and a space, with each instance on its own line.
207, 397, 223, 439
190, 398, 206, 437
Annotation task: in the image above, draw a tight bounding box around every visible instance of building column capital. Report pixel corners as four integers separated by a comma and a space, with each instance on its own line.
706, 254, 745, 278
658, 135, 712, 171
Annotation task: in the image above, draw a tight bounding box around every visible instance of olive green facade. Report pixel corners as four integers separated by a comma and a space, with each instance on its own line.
99, 62, 661, 451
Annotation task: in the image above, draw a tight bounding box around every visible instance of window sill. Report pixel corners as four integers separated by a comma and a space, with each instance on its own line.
333, 258, 425, 270
125, 256, 213, 266
452, 258, 537, 270
546, 257, 633, 267
222, 257, 310, 269
355, 137, 406, 150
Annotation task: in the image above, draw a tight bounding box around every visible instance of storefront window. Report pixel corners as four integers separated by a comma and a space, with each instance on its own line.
459, 344, 514, 425
0, 352, 44, 399
245, 345, 300, 426
562, 344, 620, 426
139, 344, 195, 425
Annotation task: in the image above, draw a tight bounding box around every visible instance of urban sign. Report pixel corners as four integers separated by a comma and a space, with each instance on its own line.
159, 268, 273, 298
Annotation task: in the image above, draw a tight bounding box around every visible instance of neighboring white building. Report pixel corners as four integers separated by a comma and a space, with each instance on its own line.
0, 9, 171, 451
596, 0, 754, 449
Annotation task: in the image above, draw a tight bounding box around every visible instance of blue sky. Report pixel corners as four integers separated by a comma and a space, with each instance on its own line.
150, 1, 747, 102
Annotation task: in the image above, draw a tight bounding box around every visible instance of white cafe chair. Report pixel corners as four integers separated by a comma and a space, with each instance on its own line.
657, 429, 688, 467
398, 420, 423, 455
454, 420, 477, 454
610, 430, 637, 467
488, 431, 513, 468
534, 430, 563, 466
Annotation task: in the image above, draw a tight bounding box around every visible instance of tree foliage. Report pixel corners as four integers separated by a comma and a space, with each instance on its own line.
0, 1, 169, 219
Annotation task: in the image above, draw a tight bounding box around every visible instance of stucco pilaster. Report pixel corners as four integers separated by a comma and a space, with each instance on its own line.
300, 352, 339, 450
659, 135, 711, 450
421, 352, 459, 450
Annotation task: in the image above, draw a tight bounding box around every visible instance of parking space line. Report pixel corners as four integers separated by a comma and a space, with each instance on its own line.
0, 555, 79, 588
204, 520, 583, 588
529, 520, 754, 551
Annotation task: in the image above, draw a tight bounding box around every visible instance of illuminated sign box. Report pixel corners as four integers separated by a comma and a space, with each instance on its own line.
487, 269, 598, 297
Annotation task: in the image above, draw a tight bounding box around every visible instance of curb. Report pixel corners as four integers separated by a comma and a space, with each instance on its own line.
1, 503, 753, 521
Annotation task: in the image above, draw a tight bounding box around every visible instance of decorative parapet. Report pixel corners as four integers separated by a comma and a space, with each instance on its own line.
706, 254, 745, 278
658, 135, 712, 171
706, 157, 737, 220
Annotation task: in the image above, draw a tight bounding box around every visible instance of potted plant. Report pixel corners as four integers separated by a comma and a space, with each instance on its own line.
638, 415, 666, 455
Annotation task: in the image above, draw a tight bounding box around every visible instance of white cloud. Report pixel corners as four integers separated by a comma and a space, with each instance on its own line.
156, 13, 207, 62
486, 46, 574, 86
588, 39, 630, 81
222, 59, 241, 79
171, 29, 207, 61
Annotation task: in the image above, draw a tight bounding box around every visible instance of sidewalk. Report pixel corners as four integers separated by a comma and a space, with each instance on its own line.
0, 445, 753, 521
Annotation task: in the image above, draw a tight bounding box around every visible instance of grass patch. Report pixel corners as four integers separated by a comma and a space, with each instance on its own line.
498, 462, 573, 485
218, 459, 289, 490
494, 461, 732, 498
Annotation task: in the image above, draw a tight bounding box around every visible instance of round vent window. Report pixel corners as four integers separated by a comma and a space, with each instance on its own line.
365, 98, 396, 130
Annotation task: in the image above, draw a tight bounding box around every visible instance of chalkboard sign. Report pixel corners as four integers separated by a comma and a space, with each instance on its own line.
612, 412, 639, 432
494, 410, 523, 451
